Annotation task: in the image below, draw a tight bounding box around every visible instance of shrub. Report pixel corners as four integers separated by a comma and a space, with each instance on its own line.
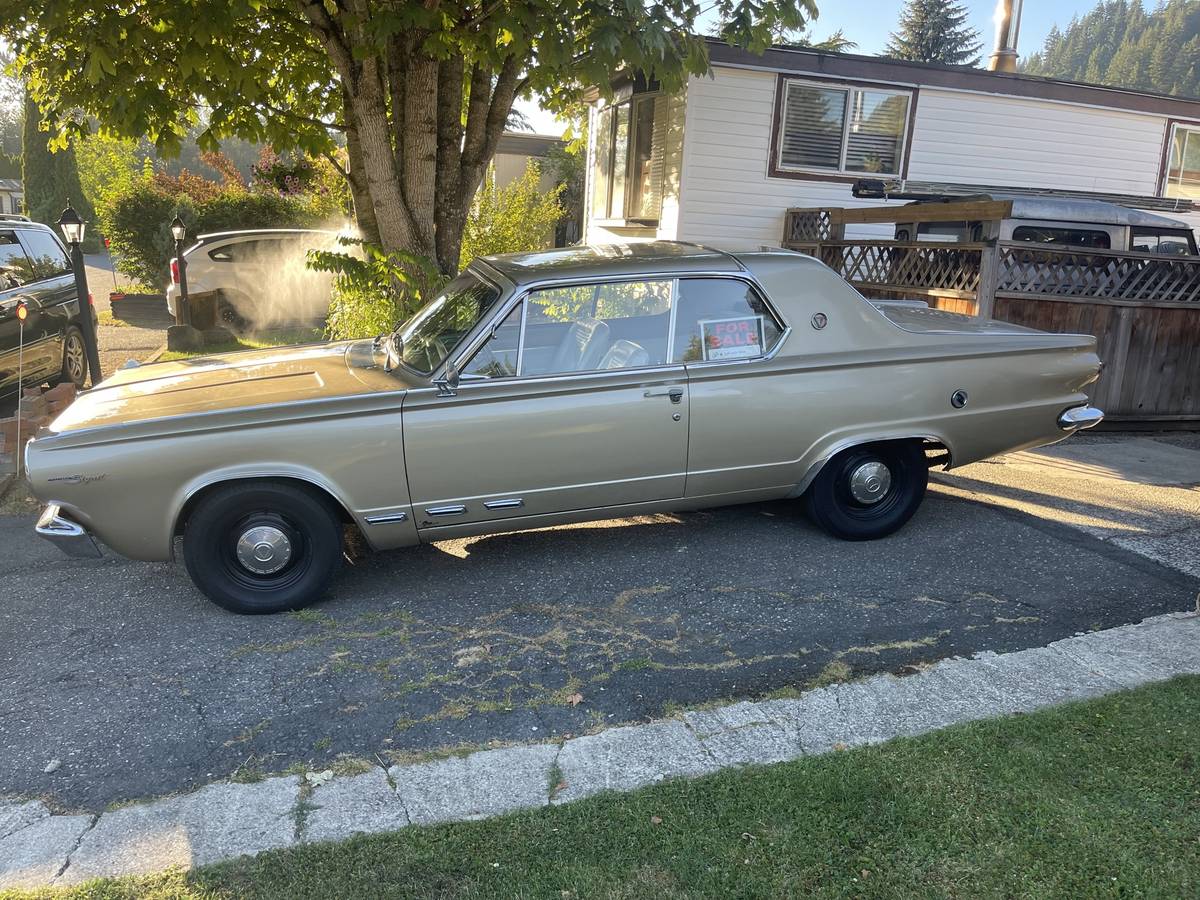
99, 168, 335, 291
459, 162, 564, 268
310, 238, 444, 341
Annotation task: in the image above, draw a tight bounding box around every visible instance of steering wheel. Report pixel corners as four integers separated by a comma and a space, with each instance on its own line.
409, 335, 450, 373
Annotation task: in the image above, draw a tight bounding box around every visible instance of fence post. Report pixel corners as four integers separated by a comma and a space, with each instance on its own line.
976, 240, 999, 319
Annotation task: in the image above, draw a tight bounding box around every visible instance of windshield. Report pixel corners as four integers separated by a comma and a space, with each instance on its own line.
392, 271, 502, 374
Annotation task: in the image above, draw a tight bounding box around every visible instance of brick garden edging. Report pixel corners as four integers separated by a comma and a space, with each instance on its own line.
2, 611, 1198, 889
0, 383, 77, 476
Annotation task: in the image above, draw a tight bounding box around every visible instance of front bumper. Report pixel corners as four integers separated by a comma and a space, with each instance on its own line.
35, 505, 103, 559
1058, 405, 1105, 431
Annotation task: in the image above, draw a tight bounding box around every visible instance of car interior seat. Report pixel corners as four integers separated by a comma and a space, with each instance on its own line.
548, 318, 610, 373
596, 339, 650, 370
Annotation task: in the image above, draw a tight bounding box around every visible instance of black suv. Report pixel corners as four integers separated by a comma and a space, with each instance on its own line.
0, 215, 93, 401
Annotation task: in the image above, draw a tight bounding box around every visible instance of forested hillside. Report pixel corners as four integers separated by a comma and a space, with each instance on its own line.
1023, 0, 1200, 97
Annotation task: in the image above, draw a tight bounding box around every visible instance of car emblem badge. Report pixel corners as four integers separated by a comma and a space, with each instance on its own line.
47, 473, 107, 485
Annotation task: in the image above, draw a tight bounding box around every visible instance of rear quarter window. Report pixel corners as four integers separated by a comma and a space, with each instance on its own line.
672, 279, 784, 363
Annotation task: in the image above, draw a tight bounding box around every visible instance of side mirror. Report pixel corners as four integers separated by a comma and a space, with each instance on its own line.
433, 363, 460, 397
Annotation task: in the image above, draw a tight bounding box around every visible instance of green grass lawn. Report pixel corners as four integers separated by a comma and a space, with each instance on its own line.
158, 328, 326, 362
8, 676, 1199, 899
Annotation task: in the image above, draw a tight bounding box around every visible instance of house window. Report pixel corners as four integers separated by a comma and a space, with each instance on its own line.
591, 94, 666, 222
775, 79, 912, 178
1164, 123, 1200, 199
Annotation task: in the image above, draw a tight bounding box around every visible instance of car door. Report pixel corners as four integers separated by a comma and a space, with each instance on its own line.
15, 227, 78, 380
0, 231, 38, 395
671, 276, 792, 498
402, 277, 689, 532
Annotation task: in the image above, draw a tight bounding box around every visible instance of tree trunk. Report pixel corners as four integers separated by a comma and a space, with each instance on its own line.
434, 55, 466, 273
346, 61, 417, 256
342, 88, 380, 246
308, 3, 525, 277
400, 50, 439, 262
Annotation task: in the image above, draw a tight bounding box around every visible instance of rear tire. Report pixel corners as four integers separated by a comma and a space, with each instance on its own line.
217, 293, 251, 334
182, 481, 343, 614
56, 325, 88, 390
805, 441, 928, 541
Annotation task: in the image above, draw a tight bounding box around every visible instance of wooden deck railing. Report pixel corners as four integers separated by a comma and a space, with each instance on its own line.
782, 216, 1200, 421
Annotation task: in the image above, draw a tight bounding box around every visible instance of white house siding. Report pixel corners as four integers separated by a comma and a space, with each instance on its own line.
671, 66, 1188, 246
584, 86, 687, 244
675, 67, 918, 245
906, 89, 1165, 194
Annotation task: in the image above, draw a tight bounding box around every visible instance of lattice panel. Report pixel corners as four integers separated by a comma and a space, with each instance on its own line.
817, 242, 982, 294
784, 209, 834, 244
998, 246, 1200, 302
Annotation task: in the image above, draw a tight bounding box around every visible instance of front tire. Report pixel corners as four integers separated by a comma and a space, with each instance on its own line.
182, 482, 343, 614
805, 441, 928, 541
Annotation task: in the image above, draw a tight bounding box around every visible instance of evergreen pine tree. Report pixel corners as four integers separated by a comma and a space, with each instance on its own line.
21, 95, 97, 248
1023, 0, 1200, 97
885, 0, 983, 67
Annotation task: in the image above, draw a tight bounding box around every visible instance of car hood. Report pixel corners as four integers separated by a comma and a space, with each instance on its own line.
46, 340, 416, 436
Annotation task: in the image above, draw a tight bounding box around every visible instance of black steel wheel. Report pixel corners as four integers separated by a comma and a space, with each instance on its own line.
183, 482, 343, 614
805, 441, 928, 541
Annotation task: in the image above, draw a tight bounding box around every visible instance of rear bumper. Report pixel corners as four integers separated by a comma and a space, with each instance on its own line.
35, 505, 102, 558
1058, 405, 1105, 431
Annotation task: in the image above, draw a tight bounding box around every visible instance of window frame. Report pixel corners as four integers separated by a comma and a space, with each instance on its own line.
770, 74, 916, 183
13, 227, 71, 283
1130, 226, 1198, 255
590, 91, 665, 225
453, 273, 790, 382
1159, 120, 1200, 199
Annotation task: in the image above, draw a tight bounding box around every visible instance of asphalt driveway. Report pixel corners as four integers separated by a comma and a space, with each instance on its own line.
1, 436, 1198, 813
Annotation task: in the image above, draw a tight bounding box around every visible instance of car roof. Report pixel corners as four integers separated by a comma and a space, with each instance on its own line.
913, 194, 1190, 229
478, 241, 743, 283
195, 228, 339, 243
0, 216, 53, 231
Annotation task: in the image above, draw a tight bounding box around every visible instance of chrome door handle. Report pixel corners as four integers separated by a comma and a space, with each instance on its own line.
644, 387, 684, 403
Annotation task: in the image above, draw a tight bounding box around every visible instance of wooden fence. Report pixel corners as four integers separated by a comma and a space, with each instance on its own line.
783, 216, 1200, 423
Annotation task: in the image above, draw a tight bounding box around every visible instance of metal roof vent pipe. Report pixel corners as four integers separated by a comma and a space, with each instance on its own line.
988, 0, 1023, 73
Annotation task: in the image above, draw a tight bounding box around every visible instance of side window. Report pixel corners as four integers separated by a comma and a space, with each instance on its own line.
1011, 226, 1112, 249
16, 229, 70, 281
461, 304, 522, 378
208, 239, 286, 262
0, 232, 33, 289
672, 279, 783, 363
520, 279, 674, 376
1131, 229, 1195, 256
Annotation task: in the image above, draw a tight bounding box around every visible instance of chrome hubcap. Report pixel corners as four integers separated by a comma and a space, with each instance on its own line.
235, 525, 293, 575
848, 461, 892, 505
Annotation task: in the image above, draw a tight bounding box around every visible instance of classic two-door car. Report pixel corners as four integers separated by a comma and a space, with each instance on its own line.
26, 242, 1103, 613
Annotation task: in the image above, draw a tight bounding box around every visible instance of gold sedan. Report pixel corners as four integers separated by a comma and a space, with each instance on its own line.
27, 243, 1102, 613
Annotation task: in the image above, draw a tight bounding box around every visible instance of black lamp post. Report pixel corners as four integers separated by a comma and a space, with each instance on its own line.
56, 203, 103, 386
171, 214, 191, 327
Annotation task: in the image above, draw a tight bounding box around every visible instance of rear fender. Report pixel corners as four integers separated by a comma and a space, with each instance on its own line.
786, 432, 951, 498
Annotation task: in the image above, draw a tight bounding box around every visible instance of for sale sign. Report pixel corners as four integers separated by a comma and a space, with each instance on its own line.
699, 315, 766, 361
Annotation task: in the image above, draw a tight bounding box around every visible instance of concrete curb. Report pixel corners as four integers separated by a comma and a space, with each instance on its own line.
2, 611, 1198, 889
